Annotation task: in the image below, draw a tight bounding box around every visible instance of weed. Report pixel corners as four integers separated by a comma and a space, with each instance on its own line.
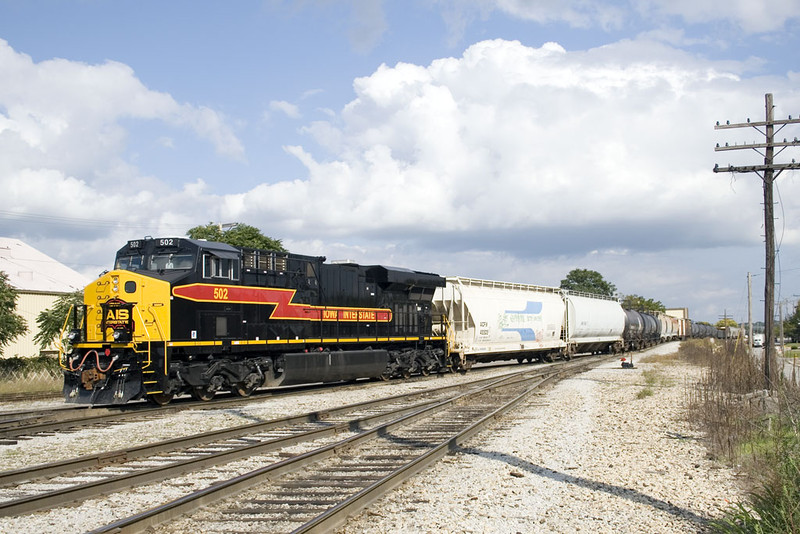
682, 339, 800, 532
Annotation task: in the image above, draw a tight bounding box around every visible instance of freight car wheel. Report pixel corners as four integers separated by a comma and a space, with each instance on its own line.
190, 387, 216, 402
148, 393, 174, 406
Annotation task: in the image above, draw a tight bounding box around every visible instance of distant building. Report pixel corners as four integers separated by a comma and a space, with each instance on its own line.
665, 308, 689, 320
0, 238, 90, 358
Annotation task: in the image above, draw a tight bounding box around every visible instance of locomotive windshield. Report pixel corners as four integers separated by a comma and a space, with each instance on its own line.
148, 253, 195, 270
115, 254, 144, 270
115, 252, 196, 271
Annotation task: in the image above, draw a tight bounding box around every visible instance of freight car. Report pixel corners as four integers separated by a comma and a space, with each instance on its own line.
430, 277, 628, 369
61, 237, 448, 405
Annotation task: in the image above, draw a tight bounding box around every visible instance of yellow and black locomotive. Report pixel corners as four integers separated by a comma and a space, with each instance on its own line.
61, 237, 448, 405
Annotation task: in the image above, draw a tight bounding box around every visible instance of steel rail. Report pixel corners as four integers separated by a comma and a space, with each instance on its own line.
89, 359, 603, 534
0, 367, 533, 485
0, 365, 517, 442
296, 361, 592, 533
0, 368, 548, 516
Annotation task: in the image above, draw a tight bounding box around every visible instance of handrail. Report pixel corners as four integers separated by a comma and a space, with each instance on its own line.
133, 306, 154, 370
146, 306, 169, 376
57, 304, 89, 369
57, 304, 75, 369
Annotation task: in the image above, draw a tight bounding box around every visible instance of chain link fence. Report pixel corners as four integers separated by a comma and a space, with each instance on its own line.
0, 356, 63, 396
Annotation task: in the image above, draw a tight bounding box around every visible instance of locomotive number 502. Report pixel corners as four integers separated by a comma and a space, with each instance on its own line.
213, 287, 229, 300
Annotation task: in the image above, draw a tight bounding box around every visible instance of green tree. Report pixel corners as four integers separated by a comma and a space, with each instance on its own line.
781, 299, 800, 342
187, 223, 286, 252
715, 318, 739, 329
560, 269, 617, 297
0, 271, 27, 356
34, 291, 84, 350
620, 294, 666, 313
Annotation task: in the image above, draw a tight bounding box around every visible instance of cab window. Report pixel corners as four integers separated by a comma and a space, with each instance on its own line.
203, 254, 240, 280
115, 255, 144, 271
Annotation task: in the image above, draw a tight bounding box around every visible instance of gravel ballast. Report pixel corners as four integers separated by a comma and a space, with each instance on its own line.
0, 343, 746, 533
337, 343, 746, 533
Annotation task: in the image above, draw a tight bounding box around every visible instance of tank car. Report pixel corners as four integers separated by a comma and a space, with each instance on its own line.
563, 292, 625, 355
623, 310, 661, 350
60, 237, 447, 405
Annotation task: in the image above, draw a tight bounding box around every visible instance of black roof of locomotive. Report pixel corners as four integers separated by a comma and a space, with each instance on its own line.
118, 238, 444, 286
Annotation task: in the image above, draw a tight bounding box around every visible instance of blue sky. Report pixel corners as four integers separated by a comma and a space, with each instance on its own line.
2, 0, 800, 324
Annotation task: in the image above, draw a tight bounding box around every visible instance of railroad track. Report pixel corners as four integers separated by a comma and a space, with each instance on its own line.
89, 357, 603, 534
0, 362, 539, 445
0, 368, 543, 518
0, 378, 407, 444
0, 356, 607, 533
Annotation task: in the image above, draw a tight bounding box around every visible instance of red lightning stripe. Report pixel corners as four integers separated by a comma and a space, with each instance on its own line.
171, 284, 392, 322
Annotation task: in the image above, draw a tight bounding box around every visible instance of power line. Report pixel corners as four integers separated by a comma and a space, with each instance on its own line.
0, 210, 191, 230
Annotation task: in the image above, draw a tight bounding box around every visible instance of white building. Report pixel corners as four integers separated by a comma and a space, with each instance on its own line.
0, 238, 90, 358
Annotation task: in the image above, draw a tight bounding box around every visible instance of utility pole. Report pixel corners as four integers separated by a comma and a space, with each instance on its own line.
714, 93, 800, 390
748, 272, 753, 359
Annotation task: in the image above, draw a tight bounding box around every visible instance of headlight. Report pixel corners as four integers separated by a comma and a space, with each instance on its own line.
112, 329, 129, 342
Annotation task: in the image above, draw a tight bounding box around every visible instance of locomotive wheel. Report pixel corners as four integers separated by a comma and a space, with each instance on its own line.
402, 370, 411, 379
190, 387, 216, 402
148, 393, 174, 406
379, 372, 391, 381
420, 367, 430, 377
232, 383, 257, 397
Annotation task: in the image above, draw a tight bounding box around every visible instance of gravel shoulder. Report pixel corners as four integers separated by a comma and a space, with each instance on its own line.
0, 344, 746, 533
337, 343, 746, 533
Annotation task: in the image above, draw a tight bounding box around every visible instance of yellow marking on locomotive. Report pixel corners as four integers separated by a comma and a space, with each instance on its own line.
83, 270, 172, 345
167, 341, 222, 347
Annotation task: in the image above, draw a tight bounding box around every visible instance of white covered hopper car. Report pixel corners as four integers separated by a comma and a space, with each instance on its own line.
432, 277, 627, 369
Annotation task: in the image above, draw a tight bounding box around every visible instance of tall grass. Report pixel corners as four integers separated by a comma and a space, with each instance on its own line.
681, 339, 800, 532
0, 356, 62, 395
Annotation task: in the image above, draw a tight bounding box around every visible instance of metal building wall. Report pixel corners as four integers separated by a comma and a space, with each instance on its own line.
2, 291, 61, 358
